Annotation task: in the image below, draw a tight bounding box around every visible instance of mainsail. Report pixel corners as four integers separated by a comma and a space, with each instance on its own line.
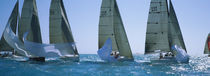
99, 0, 133, 59
204, 33, 210, 54
168, 0, 186, 51
145, 0, 170, 54
0, 1, 19, 51
49, 0, 78, 55
18, 0, 42, 43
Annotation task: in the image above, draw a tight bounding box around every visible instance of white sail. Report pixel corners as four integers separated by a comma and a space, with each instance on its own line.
168, 0, 186, 52
50, 0, 79, 55
145, 0, 170, 54
204, 33, 210, 54
98, 0, 133, 60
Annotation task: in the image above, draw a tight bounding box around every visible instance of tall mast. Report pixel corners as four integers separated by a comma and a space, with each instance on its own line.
18, 0, 42, 43
145, 0, 170, 54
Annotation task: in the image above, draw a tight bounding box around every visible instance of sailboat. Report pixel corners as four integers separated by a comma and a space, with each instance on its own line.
49, 0, 79, 61
97, 0, 133, 62
2, 0, 35, 58
0, 0, 19, 56
1, 0, 79, 62
204, 33, 210, 57
0, 0, 45, 61
0, 0, 20, 57
23, 0, 79, 61
145, 0, 189, 62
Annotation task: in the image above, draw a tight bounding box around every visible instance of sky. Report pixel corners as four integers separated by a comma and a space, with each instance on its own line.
0, 0, 209, 55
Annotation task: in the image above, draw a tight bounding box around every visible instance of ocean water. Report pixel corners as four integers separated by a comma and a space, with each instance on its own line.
0, 54, 209, 76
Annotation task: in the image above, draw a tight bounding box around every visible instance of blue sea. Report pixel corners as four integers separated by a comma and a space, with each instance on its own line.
0, 54, 209, 76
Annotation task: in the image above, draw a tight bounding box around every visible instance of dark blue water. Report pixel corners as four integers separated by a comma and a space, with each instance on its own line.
0, 54, 209, 76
